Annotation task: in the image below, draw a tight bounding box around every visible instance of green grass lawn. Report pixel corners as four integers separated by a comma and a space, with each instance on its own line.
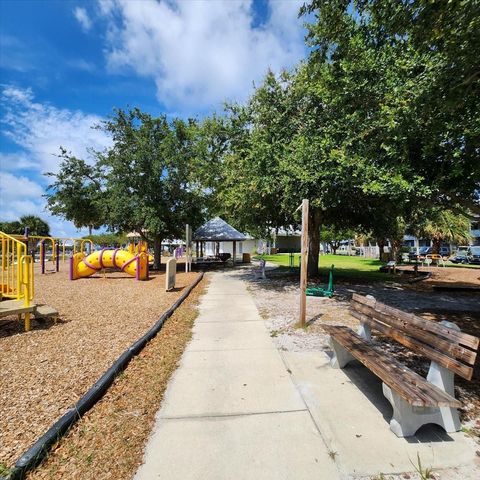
256, 252, 479, 283
256, 253, 392, 282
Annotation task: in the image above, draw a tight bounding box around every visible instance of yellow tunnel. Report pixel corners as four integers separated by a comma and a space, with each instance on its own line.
70, 249, 149, 280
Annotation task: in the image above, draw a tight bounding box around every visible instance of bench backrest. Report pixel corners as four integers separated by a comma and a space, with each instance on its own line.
350, 294, 479, 380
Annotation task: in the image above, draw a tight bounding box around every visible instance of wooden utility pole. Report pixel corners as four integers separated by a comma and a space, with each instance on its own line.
299, 199, 309, 327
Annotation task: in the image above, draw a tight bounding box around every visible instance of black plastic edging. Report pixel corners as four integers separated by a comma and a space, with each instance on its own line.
7, 272, 204, 480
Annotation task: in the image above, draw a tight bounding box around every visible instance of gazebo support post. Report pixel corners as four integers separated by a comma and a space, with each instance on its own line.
232, 240, 236, 266
196, 241, 199, 259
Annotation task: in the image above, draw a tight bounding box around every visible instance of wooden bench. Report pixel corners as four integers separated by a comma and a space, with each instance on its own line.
323, 293, 479, 437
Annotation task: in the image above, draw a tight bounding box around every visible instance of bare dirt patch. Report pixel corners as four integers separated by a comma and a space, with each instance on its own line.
0, 266, 199, 469
400, 264, 480, 289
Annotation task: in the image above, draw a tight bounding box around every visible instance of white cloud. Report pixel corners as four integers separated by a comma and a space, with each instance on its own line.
74, 6, 92, 31
0, 152, 37, 171
1, 85, 112, 173
0, 172, 45, 222
0, 170, 90, 237
0, 172, 44, 200
99, 0, 306, 111
0, 86, 111, 237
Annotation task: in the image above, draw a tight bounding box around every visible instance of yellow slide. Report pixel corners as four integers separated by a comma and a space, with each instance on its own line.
70, 249, 149, 280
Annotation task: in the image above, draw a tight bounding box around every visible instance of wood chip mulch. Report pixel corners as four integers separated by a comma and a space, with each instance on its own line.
24, 273, 207, 480
0, 266, 201, 471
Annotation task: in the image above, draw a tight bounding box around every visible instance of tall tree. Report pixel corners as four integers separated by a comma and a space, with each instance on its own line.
97, 108, 206, 269
301, 0, 480, 213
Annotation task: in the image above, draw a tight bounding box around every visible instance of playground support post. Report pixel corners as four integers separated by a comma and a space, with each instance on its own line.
40, 240, 45, 275
55, 242, 60, 272
299, 199, 309, 327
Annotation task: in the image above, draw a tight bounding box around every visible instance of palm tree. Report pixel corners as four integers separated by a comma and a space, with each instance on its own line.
418, 209, 471, 254
19, 215, 50, 236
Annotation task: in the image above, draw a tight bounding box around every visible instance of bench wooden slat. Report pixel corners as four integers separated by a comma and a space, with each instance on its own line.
352, 294, 479, 350
323, 325, 461, 408
350, 310, 474, 380
325, 326, 444, 408
350, 302, 477, 366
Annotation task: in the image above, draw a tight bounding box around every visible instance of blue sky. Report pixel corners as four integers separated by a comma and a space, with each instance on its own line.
0, 0, 308, 237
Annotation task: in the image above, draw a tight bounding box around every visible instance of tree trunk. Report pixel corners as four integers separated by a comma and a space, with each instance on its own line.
153, 235, 162, 270
432, 237, 441, 254
307, 209, 322, 277
376, 237, 386, 260
391, 238, 403, 262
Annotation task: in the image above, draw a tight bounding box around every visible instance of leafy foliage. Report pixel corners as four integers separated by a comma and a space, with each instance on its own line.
0, 215, 50, 236
45, 148, 105, 234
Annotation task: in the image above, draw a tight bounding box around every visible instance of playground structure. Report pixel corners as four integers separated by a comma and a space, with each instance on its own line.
70, 249, 149, 280
0, 231, 35, 330
56, 237, 94, 262
127, 240, 154, 263
5, 232, 94, 274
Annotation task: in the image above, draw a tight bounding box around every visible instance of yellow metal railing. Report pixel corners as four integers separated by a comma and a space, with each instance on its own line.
1, 231, 34, 304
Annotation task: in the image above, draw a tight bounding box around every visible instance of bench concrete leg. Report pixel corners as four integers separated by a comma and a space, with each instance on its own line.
329, 337, 355, 368
357, 322, 371, 341
382, 384, 460, 437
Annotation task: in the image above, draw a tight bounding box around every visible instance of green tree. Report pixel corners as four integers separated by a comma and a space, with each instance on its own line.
301, 0, 480, 213
83, 233, 127, 247
0, 221, 22, 235
0, 216, 49, 236
97, 108, 206, 269
45, 148, 105, 235
413, 208, 472, 254
19, 215, 50, 236
320, 225, 356, 255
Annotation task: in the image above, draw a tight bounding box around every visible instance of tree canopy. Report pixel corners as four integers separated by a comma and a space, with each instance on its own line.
46, 108, 206, 268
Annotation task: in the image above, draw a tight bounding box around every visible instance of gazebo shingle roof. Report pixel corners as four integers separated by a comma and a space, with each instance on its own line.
193, 217, 247, 242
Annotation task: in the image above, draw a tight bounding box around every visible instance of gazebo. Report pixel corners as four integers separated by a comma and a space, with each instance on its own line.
193, 217, 246, 265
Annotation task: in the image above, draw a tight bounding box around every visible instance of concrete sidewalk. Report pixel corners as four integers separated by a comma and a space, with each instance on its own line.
134, 271, 340, 480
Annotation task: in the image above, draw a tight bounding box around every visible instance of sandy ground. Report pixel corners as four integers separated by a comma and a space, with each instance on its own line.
242, 264, 480, 428
0, 265, 199, 469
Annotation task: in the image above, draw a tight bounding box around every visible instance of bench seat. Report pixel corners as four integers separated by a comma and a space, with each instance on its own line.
323, 325, 461, 408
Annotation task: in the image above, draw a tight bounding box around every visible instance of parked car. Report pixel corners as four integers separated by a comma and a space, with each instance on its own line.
408, 246, 432, 261
438, 246, 451, 257
450, 246, 470, 264
467, 246, 480, 264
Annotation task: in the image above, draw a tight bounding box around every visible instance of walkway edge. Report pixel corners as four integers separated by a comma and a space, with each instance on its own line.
4, 272, 204, 480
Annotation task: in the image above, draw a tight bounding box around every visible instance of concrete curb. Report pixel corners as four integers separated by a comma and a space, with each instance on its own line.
4, 272, 204, 480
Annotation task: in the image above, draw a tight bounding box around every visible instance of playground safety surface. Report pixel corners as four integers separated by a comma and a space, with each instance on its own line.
0, 265, 199, 469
